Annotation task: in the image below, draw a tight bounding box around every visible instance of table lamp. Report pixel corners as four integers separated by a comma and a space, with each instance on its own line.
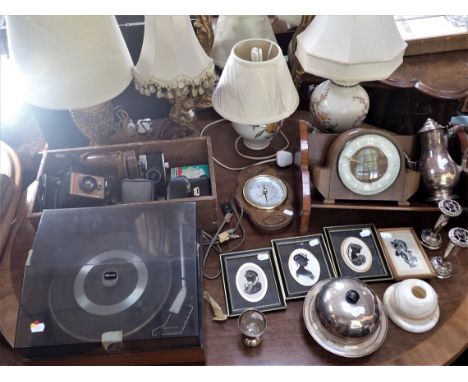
212, 38, 299, 151
5, 16, 133, 145
132, 15, 216, 133
210, 16, 277, 68
295, 16, 407, 132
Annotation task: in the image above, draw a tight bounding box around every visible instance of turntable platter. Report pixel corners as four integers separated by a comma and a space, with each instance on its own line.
49, 250, 171, 342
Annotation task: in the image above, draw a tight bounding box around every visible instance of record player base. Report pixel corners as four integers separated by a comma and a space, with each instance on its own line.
24, 346, 205, 366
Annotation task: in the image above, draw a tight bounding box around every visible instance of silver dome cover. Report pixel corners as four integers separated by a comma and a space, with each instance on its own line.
303, 277, 388, 358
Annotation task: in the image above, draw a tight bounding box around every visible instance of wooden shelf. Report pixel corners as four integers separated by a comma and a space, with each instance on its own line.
310, 200, 440, 212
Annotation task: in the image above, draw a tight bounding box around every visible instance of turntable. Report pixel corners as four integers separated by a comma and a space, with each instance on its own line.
14, 202, 204, 364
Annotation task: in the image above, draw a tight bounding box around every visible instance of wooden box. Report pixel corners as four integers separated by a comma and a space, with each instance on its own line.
26, 136, 220, 232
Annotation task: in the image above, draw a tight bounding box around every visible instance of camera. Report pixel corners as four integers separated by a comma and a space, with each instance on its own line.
43, 171, 107, 209
138, 153, 167, 199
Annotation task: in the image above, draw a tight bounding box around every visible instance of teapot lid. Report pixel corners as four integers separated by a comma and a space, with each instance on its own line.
418, 118, 446, 133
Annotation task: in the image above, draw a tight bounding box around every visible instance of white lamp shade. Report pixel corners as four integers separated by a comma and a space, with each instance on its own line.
295, 16, 407, 84
133, 15, 215, 95
210, 16, 277, 68
212, 38, 299, 125
6, 16, 133, 110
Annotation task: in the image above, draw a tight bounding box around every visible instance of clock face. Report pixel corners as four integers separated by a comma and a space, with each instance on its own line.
337, 134, 401, 196
243, 175, 287, 210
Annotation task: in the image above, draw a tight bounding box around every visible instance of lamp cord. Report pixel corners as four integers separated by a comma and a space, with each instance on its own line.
202, 195, 246, 280
200, 118, 289, 171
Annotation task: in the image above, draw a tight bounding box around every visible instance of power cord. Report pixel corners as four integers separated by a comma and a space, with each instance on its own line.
200, 118, 290, 171
202, 195, 246, 280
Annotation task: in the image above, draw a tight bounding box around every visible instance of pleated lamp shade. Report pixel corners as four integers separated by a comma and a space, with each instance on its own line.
133, 15, 216, 99
210, 16, 277, 68
295, 16, 407, 85
213, 38, 298, 125
6, 16, 133, 110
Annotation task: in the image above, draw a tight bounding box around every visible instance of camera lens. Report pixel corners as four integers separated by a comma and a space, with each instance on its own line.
80, 175, 98, 193
146, 168, 162, 183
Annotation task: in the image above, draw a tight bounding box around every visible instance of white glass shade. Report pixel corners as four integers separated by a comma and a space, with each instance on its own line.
212, 38, 299, 125
133, 15, 215, 97
6, 16, 133, 110
210, 16, 277, 68
295, 16, 407, 85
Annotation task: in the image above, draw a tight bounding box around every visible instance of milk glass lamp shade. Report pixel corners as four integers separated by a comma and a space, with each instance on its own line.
6, 16, 133, 110
295, 16, 407, 132
133, 16, 216, 102
210, 16, 278, 68
212, 38, 299, 150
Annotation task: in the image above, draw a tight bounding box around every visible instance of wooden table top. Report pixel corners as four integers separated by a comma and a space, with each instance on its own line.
0, 112, 466, 365
201, 113, 467, 366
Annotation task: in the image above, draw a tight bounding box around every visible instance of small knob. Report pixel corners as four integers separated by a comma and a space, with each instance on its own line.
346, 290, 360, 304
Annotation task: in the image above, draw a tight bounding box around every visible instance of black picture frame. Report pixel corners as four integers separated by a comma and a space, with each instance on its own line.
220, 248, 286, 317
323, 224, 393, 282
271, 234, 337, 299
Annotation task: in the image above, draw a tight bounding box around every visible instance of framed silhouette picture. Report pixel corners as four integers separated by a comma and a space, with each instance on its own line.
378, 227, 436, 280
324, 224, 393, 282
220, 248, 286, 317
271, 234, 337, 299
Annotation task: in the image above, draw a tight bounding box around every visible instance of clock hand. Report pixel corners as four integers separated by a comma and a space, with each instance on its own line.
262, 186, 268, 202
345, 156, 360, 164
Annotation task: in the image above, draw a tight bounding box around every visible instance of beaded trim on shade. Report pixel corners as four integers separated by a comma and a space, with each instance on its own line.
132, 60, 216, 100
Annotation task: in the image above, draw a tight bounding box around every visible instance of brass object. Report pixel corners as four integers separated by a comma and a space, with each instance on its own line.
193, 16, 215, 111
303, 277, 388, 358
193, 16, 214, 55
235, 165, 294, 233
70, 101, 116, 145
430, 227, 468, 279
420, 199, 462, 250
288, 16, 314, 89
168, 93, 198, 137
203, 291, 228, 322
238, 309, 267, 347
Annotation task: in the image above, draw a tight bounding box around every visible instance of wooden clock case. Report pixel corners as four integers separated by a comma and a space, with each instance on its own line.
310, 124, 420, 205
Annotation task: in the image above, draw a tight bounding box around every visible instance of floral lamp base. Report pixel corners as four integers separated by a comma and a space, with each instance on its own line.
310, 80, 369, 133
232, 120, 282, 150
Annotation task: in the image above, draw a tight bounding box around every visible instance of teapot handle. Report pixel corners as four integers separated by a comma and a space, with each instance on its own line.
447, 124, 468, 139
404, 152, 419, 171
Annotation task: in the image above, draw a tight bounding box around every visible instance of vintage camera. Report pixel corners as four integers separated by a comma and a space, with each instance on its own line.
43, 171, 107, 209
138, 153, 167, 199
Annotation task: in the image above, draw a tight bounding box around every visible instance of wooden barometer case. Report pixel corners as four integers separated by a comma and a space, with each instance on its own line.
235, 165, 294, 233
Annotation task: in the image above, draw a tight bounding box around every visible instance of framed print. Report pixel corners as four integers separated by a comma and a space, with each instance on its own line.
323, 224, 393, 282
271, 234, 337, 299
220, 248, 286, 317
378, 227, 436, 280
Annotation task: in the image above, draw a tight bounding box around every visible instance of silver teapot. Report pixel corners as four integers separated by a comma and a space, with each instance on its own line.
408, 118, 468, 201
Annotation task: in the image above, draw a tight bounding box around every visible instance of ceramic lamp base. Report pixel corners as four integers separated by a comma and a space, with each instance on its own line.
310, 80, 369, 133
383, 280, 440, 333
231, 121, 282, 151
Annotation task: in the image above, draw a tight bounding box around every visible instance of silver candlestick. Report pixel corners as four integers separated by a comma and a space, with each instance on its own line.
430, 227, 468, 279
420, 199, 462, 250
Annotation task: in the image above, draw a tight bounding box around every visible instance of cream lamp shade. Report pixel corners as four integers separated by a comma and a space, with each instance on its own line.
133, 15, 215, 100
6, 16, 133, 110
212, 38, 299, 150
295, 16, 407, 132
210, 16, 277, 68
